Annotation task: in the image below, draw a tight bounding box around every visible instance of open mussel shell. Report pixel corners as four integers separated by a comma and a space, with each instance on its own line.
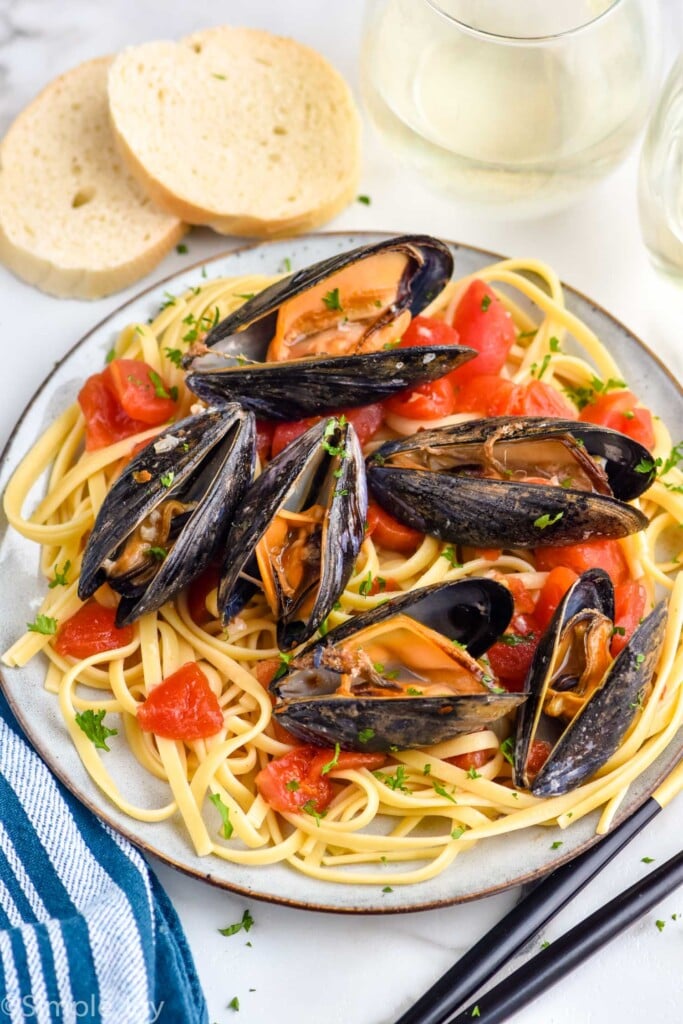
218, 416, 367, 649
513, 569, 667, 796
271, 579, 523, 752
79, 405, 255, 626
184, 235, 476, 419
367, 417, 652, 548
188, 235, 454, 364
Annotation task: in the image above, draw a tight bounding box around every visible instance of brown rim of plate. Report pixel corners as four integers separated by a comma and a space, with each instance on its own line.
1, 231, 682, 915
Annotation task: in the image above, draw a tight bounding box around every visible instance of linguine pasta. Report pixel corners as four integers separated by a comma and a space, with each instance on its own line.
3, 257, 683, 887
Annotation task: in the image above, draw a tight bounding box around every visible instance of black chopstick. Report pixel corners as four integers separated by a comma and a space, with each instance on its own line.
393, 759, 683, 1024
447, 849, 683, 1023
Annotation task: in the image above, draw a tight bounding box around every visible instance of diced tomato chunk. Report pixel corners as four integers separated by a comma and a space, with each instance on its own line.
612, 581, 647, 656
270, 404, 384, 459
384, 376, 456, 420
505, 577, 537, 616
578, 390, 655, 450
53, 601, 134, 659
453, 375, 516, 416
487, 614, 540, 692
366, 502, 424, 553
501, 380, 578, 419
136, 662, 224, 740
446, 747, 496, 771
105, 359, 177, 425
186, 564, 221, 625
399, 315, 460, 351
526, 740, 552, 778
535, 567, 580, 630
448, 281, 516, 387
256, 745, 386, 813
78, 373, 150, 451
534, 540, 629, 586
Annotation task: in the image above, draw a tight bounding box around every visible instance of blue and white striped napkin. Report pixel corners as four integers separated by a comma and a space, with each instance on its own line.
0, 690, 208, 1024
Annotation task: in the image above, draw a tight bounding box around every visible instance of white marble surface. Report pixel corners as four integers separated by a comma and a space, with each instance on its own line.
0, 1, 682, 1022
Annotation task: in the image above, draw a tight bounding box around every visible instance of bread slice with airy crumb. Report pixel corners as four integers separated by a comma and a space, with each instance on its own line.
107, 28, 361, 237
0, 57, 185, 299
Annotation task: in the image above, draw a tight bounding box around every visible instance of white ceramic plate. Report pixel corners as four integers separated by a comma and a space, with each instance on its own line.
1, 232, 681, 913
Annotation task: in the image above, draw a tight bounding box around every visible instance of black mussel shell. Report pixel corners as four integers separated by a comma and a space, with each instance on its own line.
219, 416, 367, 648
271, 579, 521, 752
367, 417, 652, 548
79, 405, 255, 626
514, 569, 668, 796
185, 347, 474, 420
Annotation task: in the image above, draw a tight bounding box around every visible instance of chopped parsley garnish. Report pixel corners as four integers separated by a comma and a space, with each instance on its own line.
611, 625, 626, 637
481, 294, 491, 312
629, 686, 646, 711
105, 347, 116, 364
382, 885, 393, 893
212, 73, 227, 81
471, 1006, 481, 1018
466, 766, 482, 780
500, 737, 515, 765
302, 800, 327, 826
531, 354, 551, 380
374, 765, 410, 792
534, 511, 564, 529
563, 376, 627, 410
441, 545, 462, 568
234, 292, 255, 301
321, 743, 341, 775
323, 288, 343, 312
285, 779, 300, 792
406, 687, 423, 696
49, 560, 71, 588
334, 488, 349, 498
549, 336, 561, 352
75, 709, 118, 751
321, 416, 347, 457
273, 651, 294, 681
357, 727, 375, 744
623, 410, 635, 420
219, 909, 254, 937
423, 763, 432, 776
280, 257, 292, 273
209, 792, 234, 839
499, 632, 532, 646
451, 639, 467, 650
228, 996, 239, 1011
147, 546, 167, 561
432, 781, 457, 805
635, 654, 645, 666
176, 243, 189, 254
517, 329, 537, 340
164, 346, 183, 367
451, 826, 468, 840
27, 614, 57, 635
655, 919, 666, 932
159, 290, 176, 310
540, 939, 551, 950
318, 616, 330, 637
359, 571, 375, 597
635, 456, 658, 474
642, 856, 655, 864
357, 194, 371, 205
160, 471, 175, 488
551, 840, 563, 850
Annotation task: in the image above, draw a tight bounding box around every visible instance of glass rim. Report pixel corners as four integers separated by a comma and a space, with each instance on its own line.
423, 0, 623, 43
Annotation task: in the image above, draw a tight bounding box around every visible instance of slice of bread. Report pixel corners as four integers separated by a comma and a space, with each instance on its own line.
107, 28, 361, 237
0, 57, 185, 299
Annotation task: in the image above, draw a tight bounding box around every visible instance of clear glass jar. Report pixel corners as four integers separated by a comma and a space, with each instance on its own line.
361, 0, 661, 217
639, 56, 683, 280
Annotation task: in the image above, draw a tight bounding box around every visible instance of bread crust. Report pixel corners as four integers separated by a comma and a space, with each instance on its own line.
0, 56, 185, 299
107, 29, 361, 237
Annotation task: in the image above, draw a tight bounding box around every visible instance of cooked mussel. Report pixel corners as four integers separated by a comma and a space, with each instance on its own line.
513, 569, 667, 796
184, 235, 476, 418
218, 415, 367, 649
367, 417, 653, 548
271, 579, 523, 752
79, 405, 255, 626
